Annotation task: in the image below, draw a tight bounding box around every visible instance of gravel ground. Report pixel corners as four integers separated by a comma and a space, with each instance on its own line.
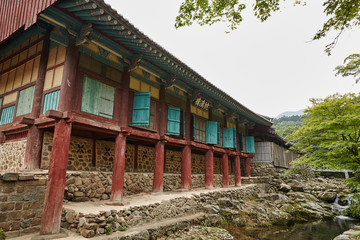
157, 225, 234, 240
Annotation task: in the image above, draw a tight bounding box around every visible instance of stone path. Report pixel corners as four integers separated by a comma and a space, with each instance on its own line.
12, 185, 251, 240
63, 185, 247, 214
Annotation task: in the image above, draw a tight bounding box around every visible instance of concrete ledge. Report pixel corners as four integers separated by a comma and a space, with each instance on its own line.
31, 229, 68, 240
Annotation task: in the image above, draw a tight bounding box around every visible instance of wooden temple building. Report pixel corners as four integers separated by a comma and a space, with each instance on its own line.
0, 0, 272, 235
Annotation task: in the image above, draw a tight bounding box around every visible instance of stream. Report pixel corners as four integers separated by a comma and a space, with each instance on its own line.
227, 194, 360, 240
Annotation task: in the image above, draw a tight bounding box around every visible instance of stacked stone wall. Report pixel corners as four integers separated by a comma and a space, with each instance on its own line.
41, 132, 234, 176
41, 132, 136, 172
95, 141, 135, 172
164, 150, 181, 173
64, 172, 239, 201
68, 136, 94, 171
137, 145, 155, 172
0, 140, 26, 172
0, 173, 47, 237
61, 185, 261, 238
250, 162, 277, 177
214, 157, 222, 174
191, 153, 205, 174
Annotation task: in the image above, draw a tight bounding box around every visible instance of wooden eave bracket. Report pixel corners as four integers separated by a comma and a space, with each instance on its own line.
120, 126, 131, 136
20, 117, 35, 126
45, 110, 69, 120
160, 135, 168, 143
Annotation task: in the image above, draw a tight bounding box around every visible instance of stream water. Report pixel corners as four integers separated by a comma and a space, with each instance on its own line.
226, 194, 360, 240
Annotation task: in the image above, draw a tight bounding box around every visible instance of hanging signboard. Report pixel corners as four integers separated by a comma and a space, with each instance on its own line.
193, 97, 210, 110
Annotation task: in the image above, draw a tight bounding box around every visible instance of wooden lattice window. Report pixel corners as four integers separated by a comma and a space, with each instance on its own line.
81, 76, 115, 119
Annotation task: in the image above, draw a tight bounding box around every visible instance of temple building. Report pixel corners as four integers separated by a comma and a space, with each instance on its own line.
0, 0, 274, 235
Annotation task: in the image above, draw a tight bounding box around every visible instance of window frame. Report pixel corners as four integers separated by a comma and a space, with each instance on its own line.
193, 114, 207, 142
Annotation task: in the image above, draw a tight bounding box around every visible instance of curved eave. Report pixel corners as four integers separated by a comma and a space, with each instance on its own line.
56, 0, 272, 127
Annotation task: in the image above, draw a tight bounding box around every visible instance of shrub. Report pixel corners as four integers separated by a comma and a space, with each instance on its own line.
343, 202, 360, 219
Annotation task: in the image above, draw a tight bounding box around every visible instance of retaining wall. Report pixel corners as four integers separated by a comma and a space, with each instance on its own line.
61, 185, 261, 238
0, 173, 47, 238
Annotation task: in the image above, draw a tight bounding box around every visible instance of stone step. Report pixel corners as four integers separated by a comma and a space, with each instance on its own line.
90, 212, 206, 240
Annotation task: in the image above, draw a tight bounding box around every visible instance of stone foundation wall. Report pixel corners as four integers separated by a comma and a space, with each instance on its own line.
41, 132, 229, 176
0, 140, 26, 172
68, 136, 94, 171
42, 132, 137, 173
214, 157, 222, 174
165, 150, 181, 173
0, 173, 47, 238
61, 185, 261, 238
250, 162, 277, 177
64, 172, 235, 201
191, 153, 204, 174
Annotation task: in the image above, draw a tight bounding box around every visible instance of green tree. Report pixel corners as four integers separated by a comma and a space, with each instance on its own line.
274, 121, 302, 140
175, 0, 360, 82
290, 93, 360, 171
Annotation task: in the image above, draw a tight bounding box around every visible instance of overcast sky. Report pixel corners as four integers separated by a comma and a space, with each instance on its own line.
106, 0, 360, 118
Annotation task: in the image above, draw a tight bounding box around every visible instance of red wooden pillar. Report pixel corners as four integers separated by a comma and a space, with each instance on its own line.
110, 133, 127, 201
153, 85, 166, 192
181, 145, 191, 189
245, 157, 251, 177
57, 39, 79, 112
222, 153, 229, 187
24, 31, 50, 169
153, 141, 165, 192
115, 67, 130, 126
205, 149, 214, 189
40, 119, 71, 235
110, 67, 130, 201
235, 155, 241, 186
40, 37, 78, 235
0, 132, 5, 143
181, 97, 192, 189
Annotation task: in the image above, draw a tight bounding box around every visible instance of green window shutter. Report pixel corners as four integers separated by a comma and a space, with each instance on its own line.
232, 128, 237, 149
98, 83, 115, 119
167, 106, 181, 135
132, 92, 151, 126
223, 128, 236, 148
81, 77, 115, 119
81, 77, 100, 115
246, 136, 255, 153
217, 122, 220, 145
16, 85, 35, 116
239, 133, 244, 151
42, 90, 60, 114
223, 128, 235, 148
0, 105, 15, 125
206, 121, 219, 145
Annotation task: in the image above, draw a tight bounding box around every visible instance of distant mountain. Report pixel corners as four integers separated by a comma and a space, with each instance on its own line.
276, 110, 304, 119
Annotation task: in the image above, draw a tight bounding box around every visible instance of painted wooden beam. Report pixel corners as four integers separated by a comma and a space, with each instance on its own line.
57, 0, 90, 8
66, 3, 97, 12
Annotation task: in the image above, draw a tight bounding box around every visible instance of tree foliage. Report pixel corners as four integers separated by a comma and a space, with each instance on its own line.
273, 115, 304, 140
290, 93, 360, 171
175, 0, 360, 82
335, 54, 360, 83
